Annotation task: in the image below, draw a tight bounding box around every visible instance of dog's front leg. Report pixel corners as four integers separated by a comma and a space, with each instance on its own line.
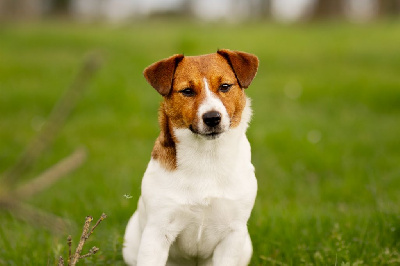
136, 225, 174, 266
212, 226, 250, 266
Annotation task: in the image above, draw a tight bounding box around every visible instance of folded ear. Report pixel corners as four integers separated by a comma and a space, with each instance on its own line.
143, 54, 184, 96
217, 49, 259, 88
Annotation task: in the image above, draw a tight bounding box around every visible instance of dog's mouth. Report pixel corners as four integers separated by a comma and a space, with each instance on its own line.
189, 125, 223, 140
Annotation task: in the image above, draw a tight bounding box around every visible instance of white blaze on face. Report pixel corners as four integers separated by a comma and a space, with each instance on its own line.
197, 78, 230, 133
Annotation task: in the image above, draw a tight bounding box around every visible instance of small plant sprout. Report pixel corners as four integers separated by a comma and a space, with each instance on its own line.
58, 213, 107, 266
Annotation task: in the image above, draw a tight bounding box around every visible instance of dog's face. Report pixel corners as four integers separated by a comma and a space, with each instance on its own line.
144, 49, 258, 139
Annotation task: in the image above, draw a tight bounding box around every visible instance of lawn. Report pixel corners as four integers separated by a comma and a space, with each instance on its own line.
0, 19, 399, 265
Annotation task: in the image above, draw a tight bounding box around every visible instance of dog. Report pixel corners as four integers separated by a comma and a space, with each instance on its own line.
123, 49, 259, 266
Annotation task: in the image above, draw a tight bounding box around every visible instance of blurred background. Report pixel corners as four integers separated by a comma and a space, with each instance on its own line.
0, 0, 399, 265
1, 0, 400, 22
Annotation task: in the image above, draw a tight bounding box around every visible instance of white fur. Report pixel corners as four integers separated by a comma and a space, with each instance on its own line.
197, 78, 230, 133
123, 98, 257, 266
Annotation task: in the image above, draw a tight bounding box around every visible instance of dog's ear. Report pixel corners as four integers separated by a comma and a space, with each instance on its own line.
144, 54, 184, 96
217, 49, 259, 88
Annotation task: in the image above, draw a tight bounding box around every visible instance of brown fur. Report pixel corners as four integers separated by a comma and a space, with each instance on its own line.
144, 50, 259, 171
151, 102, 177, 171
217, 49, 259, 88
144, 54, 184, 96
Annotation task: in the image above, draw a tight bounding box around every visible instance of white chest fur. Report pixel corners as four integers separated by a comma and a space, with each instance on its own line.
141, 140, 256, 261
143, 103, 256, 260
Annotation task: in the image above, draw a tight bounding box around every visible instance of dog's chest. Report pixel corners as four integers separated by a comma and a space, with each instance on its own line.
141, 130, 256, 260
143, 158, 254, 259
164, 169, 253, 259
169, 197, 240, 259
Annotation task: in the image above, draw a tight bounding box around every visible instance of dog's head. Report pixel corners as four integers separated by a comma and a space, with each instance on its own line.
144, 49, 258, 140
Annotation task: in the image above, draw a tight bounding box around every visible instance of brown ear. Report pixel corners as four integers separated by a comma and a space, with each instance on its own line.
217, 49, 259, 88
143, 54, 184, 96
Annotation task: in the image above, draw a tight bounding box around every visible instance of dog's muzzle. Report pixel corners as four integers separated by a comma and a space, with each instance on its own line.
190, 110, 225, 139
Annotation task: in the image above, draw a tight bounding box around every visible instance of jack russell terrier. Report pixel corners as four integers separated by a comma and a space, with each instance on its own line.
123, 49, 259, 266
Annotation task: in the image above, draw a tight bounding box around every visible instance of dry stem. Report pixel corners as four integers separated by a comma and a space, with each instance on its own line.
70, 216, 93, 265
58, 213, 107, 266
79, 246, 99, 259
87, 213, 107, 238
58, 256, 64, 266
67, 235, 72, 265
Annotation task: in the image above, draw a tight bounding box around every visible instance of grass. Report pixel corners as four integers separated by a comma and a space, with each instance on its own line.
0, 19, 399, 265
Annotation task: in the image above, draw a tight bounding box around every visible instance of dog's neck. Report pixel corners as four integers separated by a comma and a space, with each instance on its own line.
152, 99, 252, 172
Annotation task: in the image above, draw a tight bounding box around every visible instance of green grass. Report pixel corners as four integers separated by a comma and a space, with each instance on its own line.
0, 19, 400, 265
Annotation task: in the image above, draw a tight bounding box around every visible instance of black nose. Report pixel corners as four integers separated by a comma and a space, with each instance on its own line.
202, 111, 221, 127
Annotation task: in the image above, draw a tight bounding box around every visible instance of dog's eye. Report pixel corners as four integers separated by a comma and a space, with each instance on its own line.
219, 83, 232, 93
179, 88, 196, 97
